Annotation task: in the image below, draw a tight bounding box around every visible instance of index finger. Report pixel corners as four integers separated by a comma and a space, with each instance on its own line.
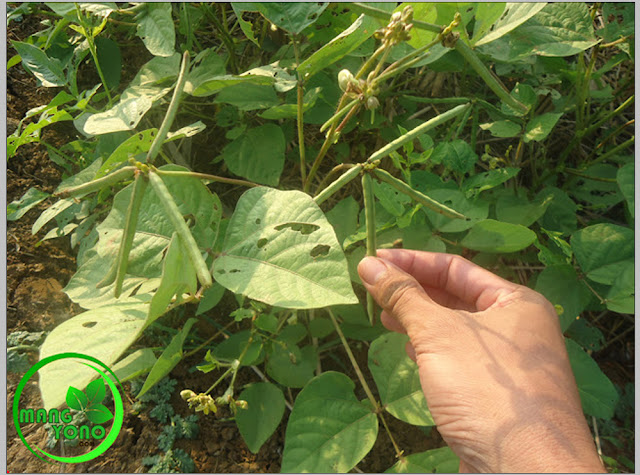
376, 249, 519, 311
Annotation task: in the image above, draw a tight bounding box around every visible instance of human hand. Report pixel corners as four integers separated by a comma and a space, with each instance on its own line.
358, 249, 604, 473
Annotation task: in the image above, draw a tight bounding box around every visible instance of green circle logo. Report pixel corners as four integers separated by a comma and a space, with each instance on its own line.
12, 352, 124, 464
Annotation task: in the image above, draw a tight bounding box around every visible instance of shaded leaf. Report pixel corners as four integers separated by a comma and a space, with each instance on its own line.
461, 219, 536, 253
112, 348, 157, 383
236, 383, 285, 453
523, 113, 563, 143
474, 3, 547, 46
12, 41, 66, 87
7, 188, 49, 221
136, 3, 176, 57
386, 447, 459, 473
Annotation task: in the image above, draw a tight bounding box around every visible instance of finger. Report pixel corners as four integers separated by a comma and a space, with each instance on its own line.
358, 256, 455, 336
377, 249, 518, 311
381, 310, 406, 334
405, 341, 417, 362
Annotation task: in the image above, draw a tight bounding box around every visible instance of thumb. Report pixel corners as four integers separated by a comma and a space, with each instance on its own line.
358, 256, 455, 336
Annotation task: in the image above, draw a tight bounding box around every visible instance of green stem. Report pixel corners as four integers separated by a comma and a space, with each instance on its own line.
355, 43, 389, 80
374, 169, 466, 219
564, 168, 617, 183
146, 51, 190, 164
204, 366, 234, 395
183, 321, 236, 359
155, 169, 258, 188
54, 166, 136, 198
362, 173, 377, 326
320, 98, 359, 133
327, 309, 404, 458
315, 163, 358, 196
293, 35, 306, 185
367, 103, 471, 163
313, 164, 362, 205
589, 136, 635, 166
454, 41, 528, 115
374, 37, 442, 86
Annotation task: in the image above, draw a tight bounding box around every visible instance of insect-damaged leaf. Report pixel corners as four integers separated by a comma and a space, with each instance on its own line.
214, 188, 357, 309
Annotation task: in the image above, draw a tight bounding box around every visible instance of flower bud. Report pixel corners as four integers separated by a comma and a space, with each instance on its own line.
366, 96, 380, 110
180, 389, 196, 400
338, 69, 353, 92
391, 11, 402, 22
235, 400, 249, 410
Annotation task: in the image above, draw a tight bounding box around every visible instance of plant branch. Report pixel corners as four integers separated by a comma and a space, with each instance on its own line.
154, 169, 258, 188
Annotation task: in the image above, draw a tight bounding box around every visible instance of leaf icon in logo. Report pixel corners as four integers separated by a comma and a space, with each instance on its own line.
86, 378, 106, 406
66, 386, 88, 411
85, 404, 114, 424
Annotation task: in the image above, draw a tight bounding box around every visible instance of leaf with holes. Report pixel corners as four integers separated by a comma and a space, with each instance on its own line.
214, 187, 357, 309
235, 3, 328, 34
369, 333, 434, 426
39, 302, 148, 409
281, 371, 378, 473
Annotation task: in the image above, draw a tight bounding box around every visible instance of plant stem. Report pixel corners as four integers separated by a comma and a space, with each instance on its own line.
183, 321, 235, 359
293, 34, 307, 185
315, 163, 358, 195
54, 166, 136, 198
327, 309, 404, 459
589, 136, 635, 166
362, 173, 377, 325
154, 169, 258, 188
146, 51, 190, 165
320, 98, 359, 133
204, 366, 234, 395
367, 103, 471, 163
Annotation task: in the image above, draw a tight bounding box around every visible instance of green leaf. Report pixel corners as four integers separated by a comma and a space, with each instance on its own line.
214, 187, 357, 309
471, 3, 506, 44
385, 447, 459, 473
430, 140, 477, 175
473, 3, 547, 46
523, 112, 563, 143
461, 219, 536, 253
220, 124, 285, 186
236, 383, 286, 454
148, 233, 198, 325
606, 261, 634, 314
495, 193, 552, 227
259, 87, 322, 120
215, 83, 279, 111
83, 96, 154, 135
7, 187, 49, 221
266, 343, 317, 388
196, 283, 225, 316
374, 180, 411, 217
369, 333, 434, 426
231, 4, 260, 46
196, 350, 219, 373
32, 198, 76, 235
423, 189, 488, 233
66, 386, 88, 411
495, 3, 598, 57
566, 338, 618, 419
479, 120, 521, 138
571, 224, 634, 285
536, 187, 577, 235
281, 372, 378, 473
12, 41, 66, 87
96, 129, 157, 178
85, 403, 114, 424
95, 37, 121, 90
112, 348, 157, 383
85, 378, 106, 405
569, 164, 622, 209
298, 14, 379, 79
308, 317, 334, 338
136, 2, 176, 57
462, 168, 520, 197
137, 318, 197, 398
237, 2, 328, 34
39, 303, 148, 409
534, 265, 592, 332
214, 331, 263, 366
326, 196, 360, 247
65, 165, 221, 309
617, 162, 634, 217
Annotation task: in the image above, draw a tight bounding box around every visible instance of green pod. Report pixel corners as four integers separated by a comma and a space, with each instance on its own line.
373, 169, 467, 220
313, 164, 362, 206
362, 172, 377, 326
113, 173, 149, 298
148, 170, 213, 289
55, 166, 136, 198
366, 103, 471, 164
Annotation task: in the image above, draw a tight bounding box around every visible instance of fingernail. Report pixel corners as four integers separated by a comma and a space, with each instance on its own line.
358, 257, 387, 285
